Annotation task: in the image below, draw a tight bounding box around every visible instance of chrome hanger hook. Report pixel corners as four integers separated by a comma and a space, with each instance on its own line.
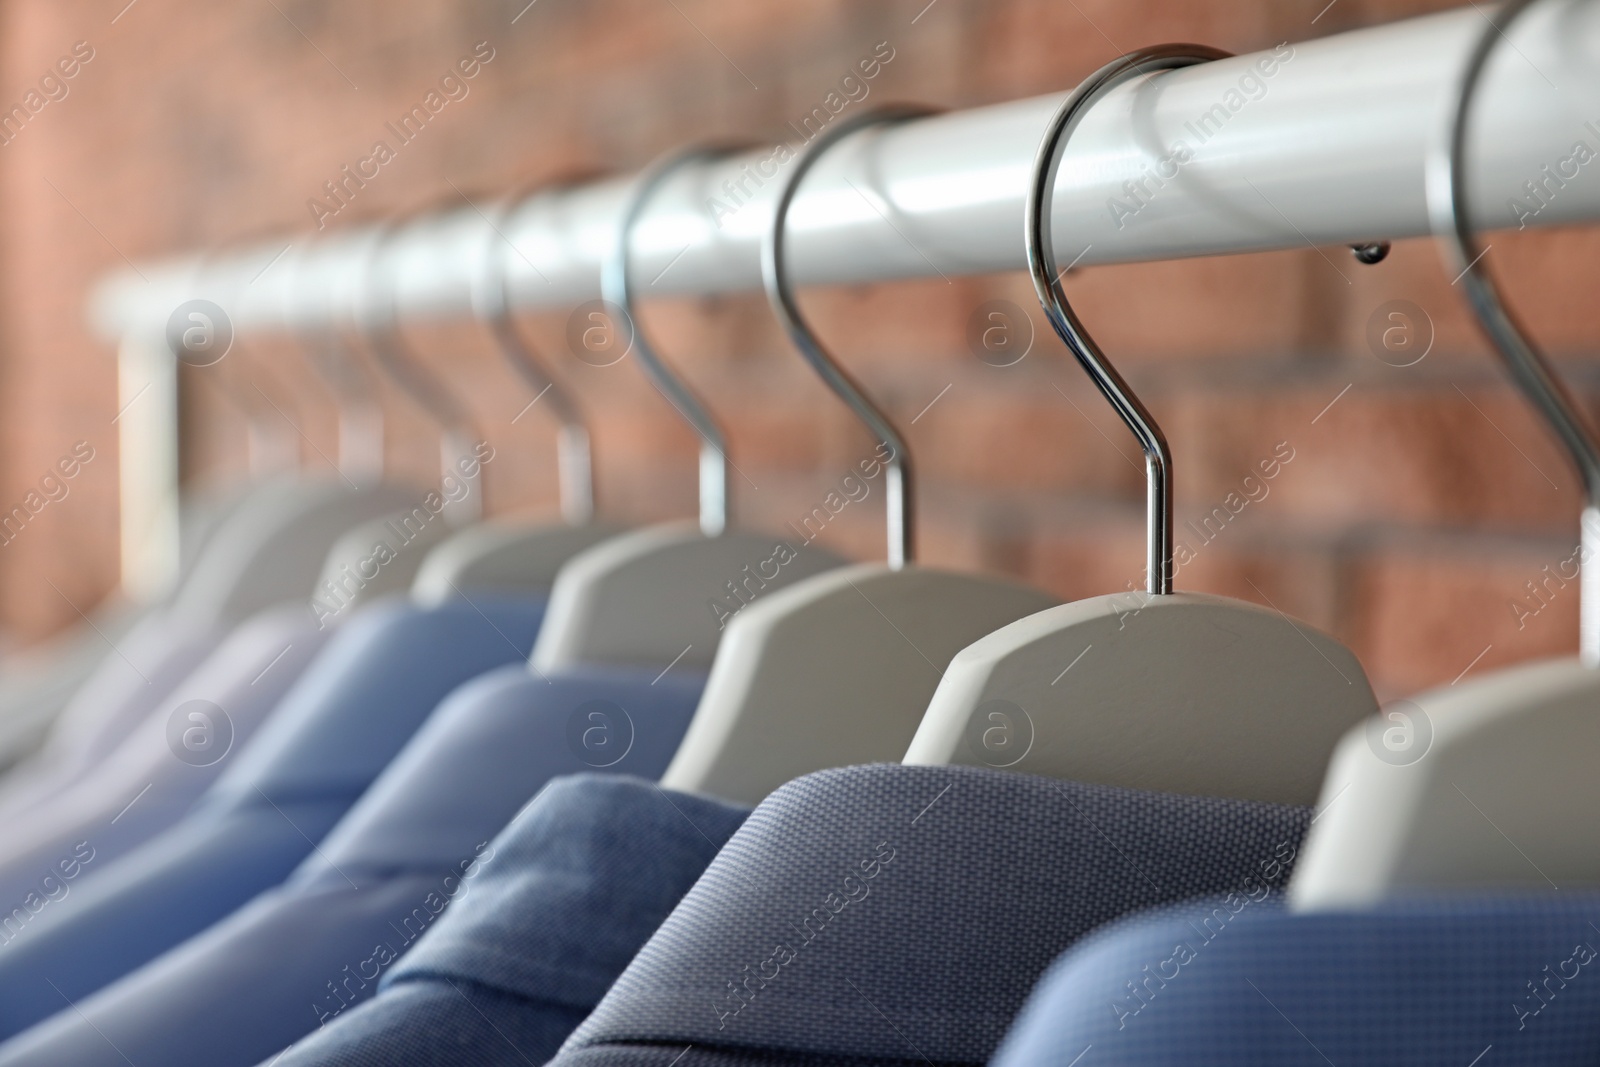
473, 189, 595, 526
355, 216, 480, 444
186, 237, 301, 478
603, 143, 750, 538
1429, 0, 1600, 664
355, 216, 485, 521
1026, 45, 1230, 596
762, 104, 940, 570
284, 241, 385, 487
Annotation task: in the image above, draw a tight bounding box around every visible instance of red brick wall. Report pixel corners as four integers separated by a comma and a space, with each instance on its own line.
0, 0, 1593, 700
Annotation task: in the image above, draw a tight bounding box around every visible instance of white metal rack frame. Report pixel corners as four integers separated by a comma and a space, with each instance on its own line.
91, 2, 1600, 596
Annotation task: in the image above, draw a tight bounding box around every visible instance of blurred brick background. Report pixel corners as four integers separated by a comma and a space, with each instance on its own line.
0, 0, 1595, 700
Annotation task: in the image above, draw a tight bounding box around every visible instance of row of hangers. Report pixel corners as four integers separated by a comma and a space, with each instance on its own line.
141, 9, 1600, 912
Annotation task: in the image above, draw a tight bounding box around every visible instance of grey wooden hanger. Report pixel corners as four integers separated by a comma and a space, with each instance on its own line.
905, 46, 1379, 805
1293, 0, 1600, 905
529, 145, 844, 672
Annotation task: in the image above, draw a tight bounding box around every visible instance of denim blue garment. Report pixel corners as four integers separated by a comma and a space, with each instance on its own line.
263, 776, 750, 1067
0, 594, 546, 1042
0, 606, 327, 916
0, 775, 744, 1067
550, 763, 1312, 1067
0, 666, 708, 1067
992, 893, 1600, 1067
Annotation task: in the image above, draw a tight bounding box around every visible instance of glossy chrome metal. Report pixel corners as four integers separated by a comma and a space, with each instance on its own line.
1350, 241, 1391, 265
298, 332, 385, 487
473, 190, 595, 526
183, 240, 301, 478
357, 221, 477, 442
283, 242, 386, 487
1027, 46, 1229, 597
762, 105, 937, 570
356, 218, 484, 520
603, 144, 747, 538
1429, 0, 1600, 665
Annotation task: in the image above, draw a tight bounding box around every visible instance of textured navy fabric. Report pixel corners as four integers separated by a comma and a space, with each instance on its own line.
274, 776, 749, 1067
993, 893, 1600, 1067
552, 763, 1310, 1067
0, 594, 545, 1042
0, 667, 709, 1067
268, 981, 587, 1067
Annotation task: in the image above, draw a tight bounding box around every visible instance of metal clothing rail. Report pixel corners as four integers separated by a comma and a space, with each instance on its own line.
93, 1, 1600, 598
94, 3, 1600, 335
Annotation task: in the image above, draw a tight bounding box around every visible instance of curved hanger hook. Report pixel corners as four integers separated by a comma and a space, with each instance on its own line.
1429, 0, 1600, 663
762, 104, 940, 570
186, 238, 301, 478
356, 218, 479, 439
1027, 45, 1231, 596
472, 189, 594, 526
355, 216, 484, 520
603, 143, 751, 538
283, 241, 385, 486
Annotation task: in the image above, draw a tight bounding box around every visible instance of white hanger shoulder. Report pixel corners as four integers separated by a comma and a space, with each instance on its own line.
660, 563, 1059, 804
309, 510, 456, 625
530, 523, 845, 673
174, 478, 263, 590
903, 591, 1378, 806
1289, 657, 1600, 908
409, 517, 629, 606
166, 480, 424, 627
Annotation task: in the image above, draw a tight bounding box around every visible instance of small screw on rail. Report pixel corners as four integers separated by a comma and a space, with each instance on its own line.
1350, 241, 1391, 265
